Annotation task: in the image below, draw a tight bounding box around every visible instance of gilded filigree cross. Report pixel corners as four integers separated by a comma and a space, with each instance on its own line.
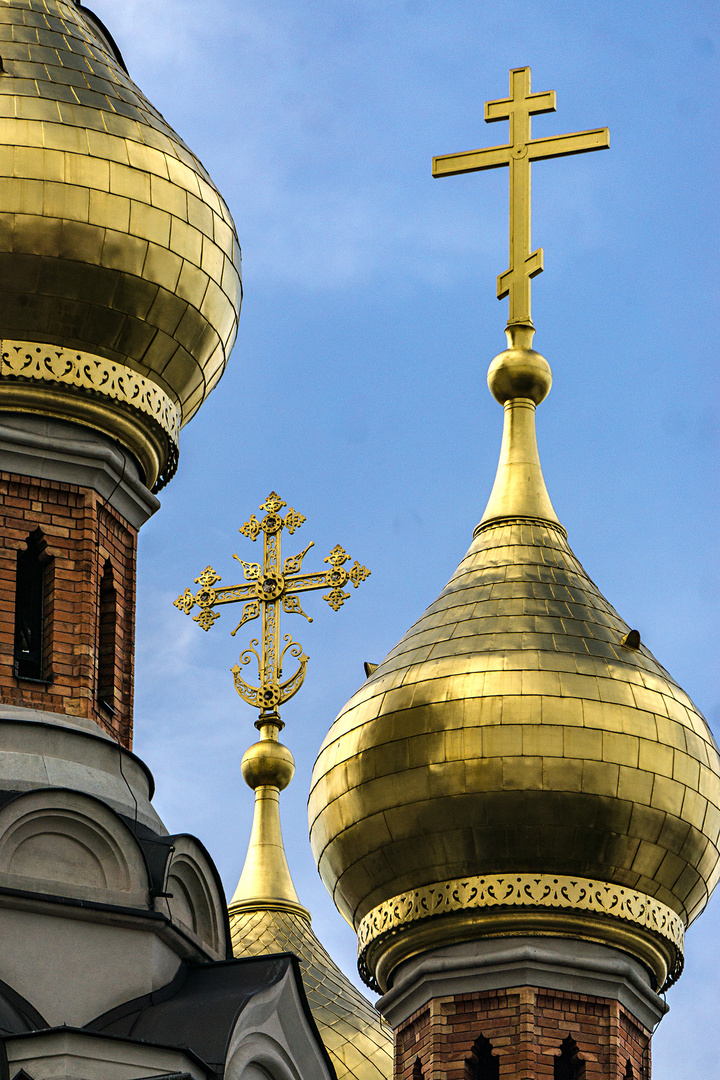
432, 67, 609, 334
174, 492, 370, 719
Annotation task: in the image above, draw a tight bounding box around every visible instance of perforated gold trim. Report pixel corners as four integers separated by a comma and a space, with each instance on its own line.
358, 872, 684, 986
1, 340, 180, 443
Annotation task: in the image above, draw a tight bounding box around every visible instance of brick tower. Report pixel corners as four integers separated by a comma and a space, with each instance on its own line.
0, 0, 242, 746
309, 69, 720, 1079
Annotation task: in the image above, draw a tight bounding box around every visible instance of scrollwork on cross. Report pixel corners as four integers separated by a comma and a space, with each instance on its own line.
173, 492, 370, 721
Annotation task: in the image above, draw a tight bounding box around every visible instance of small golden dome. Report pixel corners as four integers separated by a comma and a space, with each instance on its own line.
230, 722, 393, 1080
0, 0, 242, 489
230, 906, 393, 1080
309, 345, 720, 994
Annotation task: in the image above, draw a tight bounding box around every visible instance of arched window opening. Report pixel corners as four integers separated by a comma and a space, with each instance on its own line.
14, 530, 50, 681
412, 1057, 423, 1080
97, 559, 117, 711
554, 1036, 585, 1080
466, 1034, 499, 1080
624, 1061, 634, 1079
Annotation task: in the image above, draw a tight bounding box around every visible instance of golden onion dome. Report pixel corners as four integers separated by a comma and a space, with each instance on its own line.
308, 340, 720, 996
0, 0, 242, 489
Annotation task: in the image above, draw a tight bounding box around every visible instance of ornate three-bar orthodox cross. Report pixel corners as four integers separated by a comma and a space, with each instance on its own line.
433, 67, 609, 335
174, 492, 370, 721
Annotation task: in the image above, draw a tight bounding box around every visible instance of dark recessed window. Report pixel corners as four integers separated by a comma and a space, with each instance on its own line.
554, 1036, 585, 1080
14, 530, 50, 681
97, 559, 117, 710
466, 1034, 499, 1080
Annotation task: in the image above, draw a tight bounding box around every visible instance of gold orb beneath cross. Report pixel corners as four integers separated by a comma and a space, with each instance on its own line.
487, 346, 552, 405
241, 739, 295, 792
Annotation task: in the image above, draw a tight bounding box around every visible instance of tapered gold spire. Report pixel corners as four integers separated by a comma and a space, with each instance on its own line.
229, 719, 309, 915
477, 328, 561, 531
429, 66, 611, 533
174, 490, 370, 915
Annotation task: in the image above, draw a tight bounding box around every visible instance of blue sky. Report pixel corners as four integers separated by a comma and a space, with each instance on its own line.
90, 1, 718, 1074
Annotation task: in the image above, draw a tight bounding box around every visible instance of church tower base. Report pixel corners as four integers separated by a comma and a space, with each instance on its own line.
0, 414, 159, 746
379, 938, 665, 1080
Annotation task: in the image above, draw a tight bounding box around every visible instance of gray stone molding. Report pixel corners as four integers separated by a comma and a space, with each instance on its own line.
376, 936, 668, 1033
4, 1027, 211, 1080
0, 412, 159, 528
0, 710, 164, 833
225, 967, 335, 1080
0, 885, 223, 968
0, 703, 113, 739
0, 787, 151, 909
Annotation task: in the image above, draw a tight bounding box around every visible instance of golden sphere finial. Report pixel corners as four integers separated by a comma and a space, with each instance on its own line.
487, 346, 552, 405
241, 738, 295, 791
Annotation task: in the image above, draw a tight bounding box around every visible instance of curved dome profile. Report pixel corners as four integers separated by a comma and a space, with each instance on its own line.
309, 343, 720, 994
0, 0, 242, 488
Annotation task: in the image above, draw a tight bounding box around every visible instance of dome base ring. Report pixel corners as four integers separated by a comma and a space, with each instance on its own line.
357, 872, 684, 994
0, 343, 181, 490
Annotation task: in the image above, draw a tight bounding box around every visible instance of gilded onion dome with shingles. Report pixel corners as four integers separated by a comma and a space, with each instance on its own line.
308, 340, 720, 996
0, 0, 242, 490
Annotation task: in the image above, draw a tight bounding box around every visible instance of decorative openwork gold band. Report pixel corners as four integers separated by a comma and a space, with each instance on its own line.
0, 341, 181, 444
357, 873, 684, 989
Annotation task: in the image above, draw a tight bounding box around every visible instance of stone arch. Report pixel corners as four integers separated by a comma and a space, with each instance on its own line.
242, 1065, 276, 1080
161, 835, 227, 957
227, 1031, 302, 1080
224, 966, 333, 1080
0, 789, 149, 907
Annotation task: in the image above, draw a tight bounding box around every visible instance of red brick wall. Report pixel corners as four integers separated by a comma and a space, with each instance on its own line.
0, 470, 137, 747
396, 986, 652, 1080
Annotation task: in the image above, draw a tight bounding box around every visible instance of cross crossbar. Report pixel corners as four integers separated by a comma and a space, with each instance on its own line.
432, 67, 609, 334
